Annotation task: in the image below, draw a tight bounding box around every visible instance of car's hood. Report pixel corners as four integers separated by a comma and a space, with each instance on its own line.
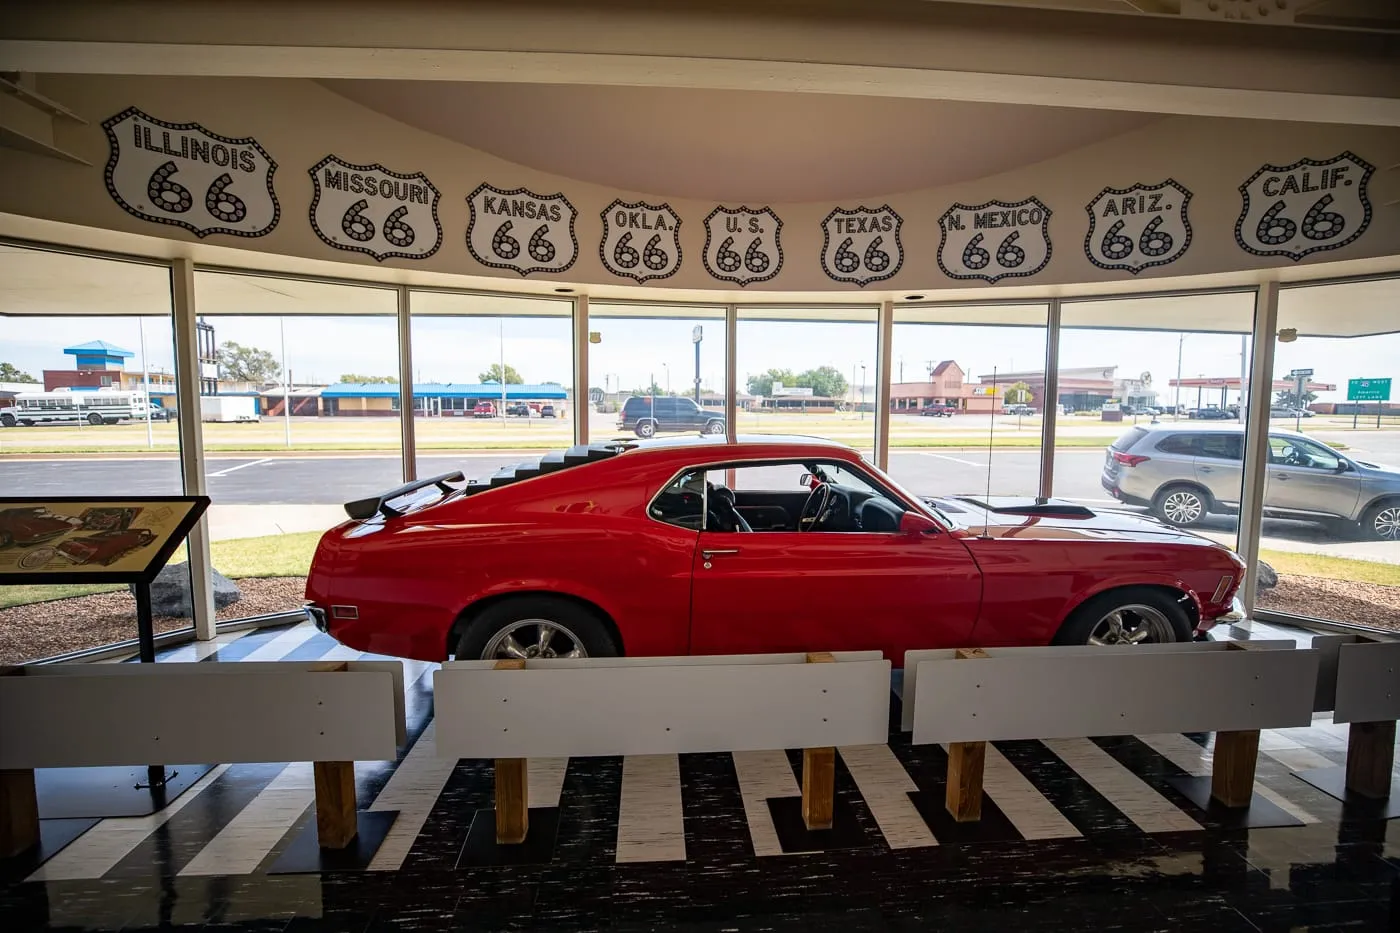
1353, 458, 1400, 477
924, 495, 1213, 543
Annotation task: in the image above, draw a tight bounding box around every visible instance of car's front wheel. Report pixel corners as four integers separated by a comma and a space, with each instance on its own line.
1054, 587, 1193, 646
703, 419, 725, 435
456, 596, 619, 661
635, 419, 657, 438
1153, 484, 1208, 527
0, 413, 15, 427
1361, 499, 1400, 542
87, 412, 104, 426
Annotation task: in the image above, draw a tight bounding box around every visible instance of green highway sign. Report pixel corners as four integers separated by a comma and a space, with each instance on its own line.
1348, 378, 1392, 402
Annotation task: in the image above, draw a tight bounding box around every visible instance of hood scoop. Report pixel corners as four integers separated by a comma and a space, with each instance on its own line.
953, 496, 1096, 519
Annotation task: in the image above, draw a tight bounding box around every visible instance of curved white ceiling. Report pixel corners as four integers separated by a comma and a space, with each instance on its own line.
321, 81, 1158, 203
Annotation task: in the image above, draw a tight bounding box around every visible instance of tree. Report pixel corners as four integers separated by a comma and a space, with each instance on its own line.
1005, 381, 1033, 405
797, 365, 848, 400
338, 373, 398, 384
479, 363, 523, 384
0, 362, 38, 383
1275, 389, 1317, 408
746, 368, 796, 397
217, 341, 280, 383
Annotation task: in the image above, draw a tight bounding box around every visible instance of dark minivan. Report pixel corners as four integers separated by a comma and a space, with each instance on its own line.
618, 396, 726, 438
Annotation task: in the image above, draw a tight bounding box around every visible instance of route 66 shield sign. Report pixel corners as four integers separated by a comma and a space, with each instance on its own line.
937, 197, 1051, 283
702, 206, 784, 286
467, 183, 578, 276
1235, 152, 1374, 260
820, 206, 903, 286
600, 199, 682, 283
101, 107, 279, 238
1084, 180, 1192, 274
308, 156, 442, 261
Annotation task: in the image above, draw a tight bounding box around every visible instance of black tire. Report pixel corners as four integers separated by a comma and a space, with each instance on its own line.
1360, 499, 1400, 542
0, 531, 12, 548
635, 419, 657, 438
455, 595, 619, 660
703, 419, 725, 435
1053, 586, 1193, 646
0, 413, 15, 427
87, 412, 104, 426
1152, 484, 1209, 527
20, 420, 34, 426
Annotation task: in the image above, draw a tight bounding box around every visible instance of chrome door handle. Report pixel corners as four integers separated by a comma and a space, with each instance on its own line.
1276, 473, 1290, 480
702, 548, 740, 559
1199, 466, 1213, 473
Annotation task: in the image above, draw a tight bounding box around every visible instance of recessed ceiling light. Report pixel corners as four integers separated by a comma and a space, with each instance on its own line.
554, 287, 574, 294
904, 294, 925, 301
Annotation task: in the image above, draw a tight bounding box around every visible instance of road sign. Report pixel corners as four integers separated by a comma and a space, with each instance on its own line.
1348, 377, 1392, 402
1289, 368, 1314, 378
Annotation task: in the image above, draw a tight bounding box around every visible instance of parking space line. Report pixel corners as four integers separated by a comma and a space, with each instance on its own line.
914, 452, 983, 467
207, 458, 272, 477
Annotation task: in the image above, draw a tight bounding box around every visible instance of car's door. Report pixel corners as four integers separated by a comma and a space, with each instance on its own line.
686, 461, 982, 660
1192, 432, 1244, 508
1265, 435, 1360, 518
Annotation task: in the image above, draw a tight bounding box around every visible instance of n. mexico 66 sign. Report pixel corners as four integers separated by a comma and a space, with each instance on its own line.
1236, 152, 1374, 260
102, 107, 279, 238
938, 197, 1051, 283
1085, 180, 1192, 274
467, 184, 578, 276
309, 156, 442, 261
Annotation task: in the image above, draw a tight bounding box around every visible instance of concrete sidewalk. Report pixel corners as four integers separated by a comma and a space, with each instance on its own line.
206, 504, 345, 541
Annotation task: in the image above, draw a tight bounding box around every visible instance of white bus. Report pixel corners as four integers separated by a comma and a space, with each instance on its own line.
1, 391, 164, 427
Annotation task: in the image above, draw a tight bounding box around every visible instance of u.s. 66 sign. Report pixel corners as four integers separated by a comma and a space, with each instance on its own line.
1236, 152, 1374, 261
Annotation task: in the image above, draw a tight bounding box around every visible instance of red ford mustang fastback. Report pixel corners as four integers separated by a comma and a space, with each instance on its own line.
305, 436, 1245, 663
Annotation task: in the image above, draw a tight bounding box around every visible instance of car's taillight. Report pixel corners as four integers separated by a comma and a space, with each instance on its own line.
1111, 450, 1150, 467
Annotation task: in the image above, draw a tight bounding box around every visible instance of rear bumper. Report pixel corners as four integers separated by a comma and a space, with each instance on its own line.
305, 603, 328, 633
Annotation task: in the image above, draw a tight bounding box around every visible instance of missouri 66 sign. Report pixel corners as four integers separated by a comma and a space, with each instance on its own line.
467, 184, 578, 276
702, 206, 783, 286
1085, 180, 1192, 274
600, 199, 682, 283
820, 206, 903, 286
938, 197, 1051, 283
309, 156, 441, 261
1236, 152, 1374, 260
102, 107, 279, 238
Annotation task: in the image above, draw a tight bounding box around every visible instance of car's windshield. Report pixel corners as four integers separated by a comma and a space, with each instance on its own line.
847, 456, 957, 530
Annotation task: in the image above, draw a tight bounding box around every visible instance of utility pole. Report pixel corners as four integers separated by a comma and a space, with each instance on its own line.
280, 317, 291, 448
1174, 334, 1184, 420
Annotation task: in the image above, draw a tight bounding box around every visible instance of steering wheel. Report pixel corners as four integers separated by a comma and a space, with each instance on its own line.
798, 482, 832, 532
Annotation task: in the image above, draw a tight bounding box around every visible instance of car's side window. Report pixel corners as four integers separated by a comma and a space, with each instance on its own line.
649, 470, 706, 530
1196, 435, 1242, 461
1270, 437, 1340, 471
1155, 434, 1199, 456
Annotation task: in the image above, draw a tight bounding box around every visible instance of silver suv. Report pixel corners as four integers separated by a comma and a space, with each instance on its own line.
1102, 423, 1400, 541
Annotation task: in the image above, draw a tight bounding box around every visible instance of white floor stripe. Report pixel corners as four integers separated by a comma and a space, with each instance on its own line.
980, 745, 1081, 840
1137, 733, 1320, 824
179, 762, 315, 876
731, 749, 799, 857
1044, 738, 1198, 834
367, 721, 458, 871
26, 764, 233, 881
158, 630, 251, 663
317, 644, 364, 662
616, 754, 687, 863
838, 744, 936, 849
1261, 746, 1338, 772
528, 757, 568, 808
239, 623, 320, 662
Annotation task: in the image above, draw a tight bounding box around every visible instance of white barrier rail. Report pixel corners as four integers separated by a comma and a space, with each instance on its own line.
1301, 633, 1398, 806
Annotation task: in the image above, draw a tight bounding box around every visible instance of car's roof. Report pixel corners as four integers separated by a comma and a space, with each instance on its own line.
617, 434, 855, 453
1128, 422, 1311, 439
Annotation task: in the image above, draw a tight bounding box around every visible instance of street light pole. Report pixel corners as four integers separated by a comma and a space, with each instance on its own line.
860, 364, 867, 421
1174, 333, 1184, 421
280, 317, 291, 448
138, 316, 153, 449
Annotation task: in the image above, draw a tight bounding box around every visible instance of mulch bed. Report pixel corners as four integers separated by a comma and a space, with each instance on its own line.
1256, 575, 1400, 632
0, 577, 306, 664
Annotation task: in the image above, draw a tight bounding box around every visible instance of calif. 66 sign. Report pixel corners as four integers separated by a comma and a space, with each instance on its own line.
1236, 152, 1374, 261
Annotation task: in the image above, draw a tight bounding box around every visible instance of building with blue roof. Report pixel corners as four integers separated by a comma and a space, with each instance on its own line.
63, 340, 135, 369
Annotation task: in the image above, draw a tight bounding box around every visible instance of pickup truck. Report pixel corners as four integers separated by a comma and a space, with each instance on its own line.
919, 404, 955, 417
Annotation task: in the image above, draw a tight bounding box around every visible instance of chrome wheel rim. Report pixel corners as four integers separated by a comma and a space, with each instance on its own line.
1162, 491, 1203, 525
1374, 507, 1400, 541
1087, 604, 1175, 646
482, 619, 587, 660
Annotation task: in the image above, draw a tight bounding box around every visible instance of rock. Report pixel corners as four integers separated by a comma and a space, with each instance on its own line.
1256, 560, 1278, 591
130, 564, 242, 618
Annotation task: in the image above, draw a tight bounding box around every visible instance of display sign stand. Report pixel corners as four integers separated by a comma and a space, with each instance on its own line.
0, 495, 213, 820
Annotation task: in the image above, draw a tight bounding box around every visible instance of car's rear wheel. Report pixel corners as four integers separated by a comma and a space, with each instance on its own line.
1361, 500, 1400, 542
87, 412, 104, 426
456, 596, 619, 661
635, 419, 657, 438
1054, 587, 1193, 647
1153, 484, 1208, 527
703, 419, 725, 435
0, 413, 15, 427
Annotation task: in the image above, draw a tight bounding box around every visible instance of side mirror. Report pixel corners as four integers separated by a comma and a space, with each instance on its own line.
899, 511, 939, 535
1334, 460, 1351, 473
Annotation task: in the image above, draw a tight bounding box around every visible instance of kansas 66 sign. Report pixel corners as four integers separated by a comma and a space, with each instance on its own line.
938, 197, 1052, 283
101, 107, 279, 238
1084, 180, 1192, 274
309, 156, 442, 261
820, 206, 903, 286
467, 183, 578, 276
600, 199, 682, 283
702, 206, 783, 286
1236, 152, 1374, 261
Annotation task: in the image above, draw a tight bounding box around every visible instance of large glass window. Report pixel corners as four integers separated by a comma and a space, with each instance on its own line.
589, 303, 727, 444
1058, 292, 1255, 549
195, 271, 401, 621
889, 303, 1048, 497
0, 245, 192, 662
736, 306, 877, 454
409, 291, 574, 477
1254, 278, 1400, 630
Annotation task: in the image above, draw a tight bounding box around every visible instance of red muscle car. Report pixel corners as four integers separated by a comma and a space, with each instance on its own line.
57, 528, 157, 566
305, 436, 1245, 664
0, 507, 83, 548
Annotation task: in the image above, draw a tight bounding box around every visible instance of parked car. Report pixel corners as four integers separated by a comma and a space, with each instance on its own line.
540, 404, 556, 418
0, 507, 83, 547
1102, 423, 1400, 541
920, 404, 955, 417
56, 528, 157, 565
472, 401, 496, 418
618, 396, 725, 438
1189, 407, 1234, 420
505, 402, 530, 417
305, 435, 1247, 664
1005, 404, 1036, 416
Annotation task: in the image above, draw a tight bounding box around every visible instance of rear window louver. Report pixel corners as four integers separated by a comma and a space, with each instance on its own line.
460, 442, 632, 497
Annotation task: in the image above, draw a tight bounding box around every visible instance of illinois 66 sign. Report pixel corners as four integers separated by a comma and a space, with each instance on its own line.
309, 156, 442, 261
102, 107, 279, 238
1236, 152, 1374, 260
938, 197, 1051, 283
600, 199, 682, 283
1084, 180, 1192, 274
467, 184, 578, 276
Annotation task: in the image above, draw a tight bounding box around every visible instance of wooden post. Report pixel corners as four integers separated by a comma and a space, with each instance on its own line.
1345, 720, 1396, 800
946, 647, 989, 822
801, 651, 836, 831
494, 659, 529, 844
306, 661, 359, 849
1211, 730, 1261, 808
0, 768, 40, 858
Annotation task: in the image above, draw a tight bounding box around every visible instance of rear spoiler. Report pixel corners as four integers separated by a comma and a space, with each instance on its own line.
344, 472, 463, 520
